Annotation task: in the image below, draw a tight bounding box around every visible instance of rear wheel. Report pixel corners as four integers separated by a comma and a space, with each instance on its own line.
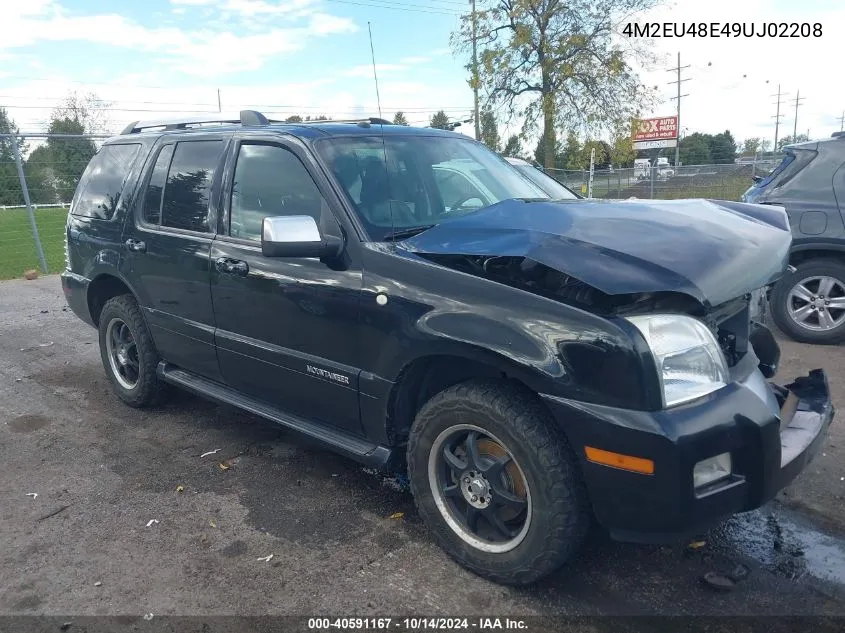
771, 259, 845, 344
407, 379, 590, 585
98, 294, 167, 407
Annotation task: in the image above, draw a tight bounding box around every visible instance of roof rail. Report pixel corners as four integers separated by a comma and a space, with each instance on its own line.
292, 117, 393, 127
832, 131, 845, 139
120, 110, 277, 135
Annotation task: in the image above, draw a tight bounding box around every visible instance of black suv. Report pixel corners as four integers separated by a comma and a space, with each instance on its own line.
62, 111, 834, 585
742, 132, 845, 344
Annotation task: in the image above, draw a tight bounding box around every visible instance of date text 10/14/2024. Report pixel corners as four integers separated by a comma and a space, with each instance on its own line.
307, 618, 528, 631
623, 22, 822, 38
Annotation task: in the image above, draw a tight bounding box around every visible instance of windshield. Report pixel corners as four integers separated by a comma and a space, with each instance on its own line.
315, 135, 548, 240
513, 164, 578, 200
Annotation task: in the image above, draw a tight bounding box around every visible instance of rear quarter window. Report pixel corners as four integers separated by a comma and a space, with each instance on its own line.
70, 143, 143, 219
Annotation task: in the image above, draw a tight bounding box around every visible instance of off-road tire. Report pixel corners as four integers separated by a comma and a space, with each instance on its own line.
407, 379, 591, 585
98, 294, 167, 407
771, 259, 845, 345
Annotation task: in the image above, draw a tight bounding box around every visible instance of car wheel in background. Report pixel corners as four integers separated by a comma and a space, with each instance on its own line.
771, 259, 845, 345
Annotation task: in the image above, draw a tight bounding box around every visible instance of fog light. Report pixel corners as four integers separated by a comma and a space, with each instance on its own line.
693, 452, 732, 488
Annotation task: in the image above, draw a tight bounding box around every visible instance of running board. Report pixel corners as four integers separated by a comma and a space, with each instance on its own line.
157, 362, 393, 469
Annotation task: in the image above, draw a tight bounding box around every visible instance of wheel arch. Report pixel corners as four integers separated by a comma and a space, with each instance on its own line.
385, 349, 557, 454
86, 272, 138, 327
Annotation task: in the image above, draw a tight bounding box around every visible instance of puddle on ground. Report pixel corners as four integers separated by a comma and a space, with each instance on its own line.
7, 414, 50, 433
709, 506, 845, 586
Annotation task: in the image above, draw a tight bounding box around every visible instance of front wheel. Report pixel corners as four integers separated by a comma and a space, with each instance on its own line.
407, 380, 590, 585
771, 259, 845, 345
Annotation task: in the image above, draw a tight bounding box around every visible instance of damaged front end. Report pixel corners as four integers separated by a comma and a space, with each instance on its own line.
417, 251, 781, 383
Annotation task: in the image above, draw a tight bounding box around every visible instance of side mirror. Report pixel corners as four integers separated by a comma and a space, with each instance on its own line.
261, 215, 343, 259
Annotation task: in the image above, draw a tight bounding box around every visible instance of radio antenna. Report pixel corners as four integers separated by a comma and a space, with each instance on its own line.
368, 22, 383, 119
368, 21, 394, 242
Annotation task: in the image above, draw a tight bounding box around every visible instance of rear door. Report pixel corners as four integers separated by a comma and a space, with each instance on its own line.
120, 134, 231, 381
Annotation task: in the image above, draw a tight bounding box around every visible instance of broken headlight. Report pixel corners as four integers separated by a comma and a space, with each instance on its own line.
627, 314, 730, 408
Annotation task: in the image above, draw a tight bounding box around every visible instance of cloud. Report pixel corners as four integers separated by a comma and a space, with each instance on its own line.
0, 0, 358, 77
627, 0, 845, 141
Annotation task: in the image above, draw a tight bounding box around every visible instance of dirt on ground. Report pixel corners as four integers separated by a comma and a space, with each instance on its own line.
1, 276, 845, 627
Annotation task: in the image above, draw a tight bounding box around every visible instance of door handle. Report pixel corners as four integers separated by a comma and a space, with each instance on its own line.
215, 257, 249, 277
125, 238, 146, 253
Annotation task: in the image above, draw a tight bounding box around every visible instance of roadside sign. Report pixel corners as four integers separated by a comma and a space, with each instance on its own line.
633, 139, 678, 150
633, 116, 678, 142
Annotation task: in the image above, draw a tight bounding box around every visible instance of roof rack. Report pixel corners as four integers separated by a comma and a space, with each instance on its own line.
120, 110, 393, 135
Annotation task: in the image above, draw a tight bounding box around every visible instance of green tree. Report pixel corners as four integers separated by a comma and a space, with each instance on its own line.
430, 110, 451, 130
708, 130, 737, 164
479, 106, 500, 151
453, 0, 662, 169
761, 139, 772, 153
45, 117, 97, 203
777, 134, 809, 151
0, 108, 24, 206
678, 132, 711, 165
392, 111, 409, 126
609, 124, 636, 168
534, 132, 561, 168
23, 92, 106, 204
285, 115, 304, 123
742, 137, 761, 155
575, 140, 611, 170
501, 134, 523, 158
559, 131, 581, 169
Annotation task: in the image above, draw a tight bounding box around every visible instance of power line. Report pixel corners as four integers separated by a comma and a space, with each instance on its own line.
323, 0, 463, 16
667, 51, 690, 168
771, 84, 789, 152
792, 90, 805, 140
470, 0, 480, 140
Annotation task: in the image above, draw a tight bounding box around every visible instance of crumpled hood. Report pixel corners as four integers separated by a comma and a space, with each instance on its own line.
402, 198, 792, 309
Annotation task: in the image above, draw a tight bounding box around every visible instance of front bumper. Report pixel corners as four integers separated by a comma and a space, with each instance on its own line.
541, 365, 834, 543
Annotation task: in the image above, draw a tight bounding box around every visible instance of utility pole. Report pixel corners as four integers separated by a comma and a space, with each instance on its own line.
667, 52, 690, 168
792, 90, 805, 140
470, 0, 480, 141
217, 89, 222, 113
839, 111, 845, 132
772, 84, 788, 155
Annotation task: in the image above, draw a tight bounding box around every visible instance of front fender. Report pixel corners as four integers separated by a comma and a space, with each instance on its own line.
359, 246, 653, 411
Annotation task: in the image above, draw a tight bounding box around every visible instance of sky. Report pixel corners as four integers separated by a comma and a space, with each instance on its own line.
1, 0, 844, 149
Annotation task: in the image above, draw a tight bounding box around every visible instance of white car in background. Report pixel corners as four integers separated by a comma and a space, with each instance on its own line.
503, 156, 580, 199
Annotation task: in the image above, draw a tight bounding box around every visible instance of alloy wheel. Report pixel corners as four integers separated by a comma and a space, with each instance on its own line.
427, 424, 531, 553
787, 275, 845, 332
105, 317, 140, 390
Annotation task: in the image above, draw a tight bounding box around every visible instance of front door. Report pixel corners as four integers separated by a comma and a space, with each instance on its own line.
210, 136, 364, 435
121, 135, 230, 381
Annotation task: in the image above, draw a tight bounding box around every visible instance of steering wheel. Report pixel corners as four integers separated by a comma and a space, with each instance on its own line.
446, 195, 485, 214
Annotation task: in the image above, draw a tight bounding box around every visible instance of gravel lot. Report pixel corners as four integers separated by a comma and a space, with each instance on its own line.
2, 276, 845, 626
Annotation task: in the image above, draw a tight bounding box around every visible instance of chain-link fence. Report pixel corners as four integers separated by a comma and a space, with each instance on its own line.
1, 133, 108, 280
0, 131, 782, 281
546, 160, 780, 201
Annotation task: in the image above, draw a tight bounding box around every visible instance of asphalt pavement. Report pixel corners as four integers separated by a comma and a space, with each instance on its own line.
1, 276, 845, 627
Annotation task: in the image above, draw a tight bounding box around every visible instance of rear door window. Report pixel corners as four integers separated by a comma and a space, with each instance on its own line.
70, 143, 143, 219
160, 140, 225, 233
142, 144, 174, 226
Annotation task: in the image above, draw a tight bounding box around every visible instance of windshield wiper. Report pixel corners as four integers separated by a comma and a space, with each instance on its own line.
386, 224, 437, 241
